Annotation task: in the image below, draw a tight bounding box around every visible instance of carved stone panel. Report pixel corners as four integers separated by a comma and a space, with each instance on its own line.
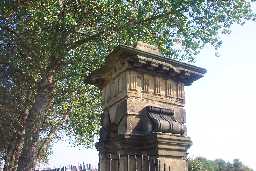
125, 71, 185, 106
166, 80, 172, 97
166, 79, 177, 98
143, 74, 154, 94
114, 100, 127, 125
154, 77, 161, 95
171, 81, 177, 97
103, 72, 127, 108
106, 100, 127, 125
142, 75, 150, 93
128, 71, 137, 91
177, 83, 185, 99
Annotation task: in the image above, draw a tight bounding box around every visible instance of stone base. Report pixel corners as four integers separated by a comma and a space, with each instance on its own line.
157, 158, 188, 171
153, 133, 192, 157
97, 133, 192, 171
153, 133, 192, 171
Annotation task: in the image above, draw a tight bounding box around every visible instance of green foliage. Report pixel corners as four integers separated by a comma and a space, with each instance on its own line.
188, 157, 253, 171
0, 0, 255, 161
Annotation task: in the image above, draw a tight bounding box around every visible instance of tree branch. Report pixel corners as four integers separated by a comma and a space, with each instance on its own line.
0, 25, 38, 58
36, 110, 69, 161
67, 10, 173, 50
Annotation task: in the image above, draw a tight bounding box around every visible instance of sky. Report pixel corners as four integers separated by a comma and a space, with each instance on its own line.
47, 21, 256, 170
186, 21, 256, 170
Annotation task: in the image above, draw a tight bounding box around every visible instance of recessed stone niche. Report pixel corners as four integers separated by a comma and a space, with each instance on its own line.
87, 42, 206, 171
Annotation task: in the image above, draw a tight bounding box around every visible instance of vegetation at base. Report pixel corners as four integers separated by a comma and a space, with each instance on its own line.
189, 157, 253, 171
0, 0, 256, 170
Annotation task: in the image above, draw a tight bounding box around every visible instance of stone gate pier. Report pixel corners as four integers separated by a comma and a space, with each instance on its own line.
87, 42, 206, 171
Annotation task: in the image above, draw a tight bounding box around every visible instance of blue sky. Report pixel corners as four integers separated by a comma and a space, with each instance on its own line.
48, 21, 256, 170
186, 21, 256, 170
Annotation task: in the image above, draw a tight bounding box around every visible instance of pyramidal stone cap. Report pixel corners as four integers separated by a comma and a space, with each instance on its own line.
87, 42, 207, 88
135, 41, 161, 55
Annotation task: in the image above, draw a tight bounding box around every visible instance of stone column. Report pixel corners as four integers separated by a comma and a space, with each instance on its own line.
87, 42, 206, 171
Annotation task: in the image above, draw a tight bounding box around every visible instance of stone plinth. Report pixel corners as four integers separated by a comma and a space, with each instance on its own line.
87, 43, 206, 171
96, 133, 191, 171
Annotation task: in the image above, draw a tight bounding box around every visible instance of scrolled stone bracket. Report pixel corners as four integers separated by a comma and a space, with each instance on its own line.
144, 106, 185, 135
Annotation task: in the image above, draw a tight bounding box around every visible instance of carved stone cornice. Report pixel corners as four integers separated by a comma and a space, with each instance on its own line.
87, 45, 207, 88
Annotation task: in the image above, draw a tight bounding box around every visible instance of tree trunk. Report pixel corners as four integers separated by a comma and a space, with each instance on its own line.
3, 110, 29, 171
4, 141, 17, 171
17, 74, 54, 171
3, 137, 24, 171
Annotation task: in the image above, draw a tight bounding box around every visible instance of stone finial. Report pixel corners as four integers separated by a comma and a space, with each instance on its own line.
135, 41, 161, 55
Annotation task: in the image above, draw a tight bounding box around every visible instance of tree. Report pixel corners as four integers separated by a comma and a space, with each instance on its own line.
188, 157, 217, 171
214, 159, 227, 171
0, 0, 255, 170
232, 159, 252, 171
188, 157, 253, 171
